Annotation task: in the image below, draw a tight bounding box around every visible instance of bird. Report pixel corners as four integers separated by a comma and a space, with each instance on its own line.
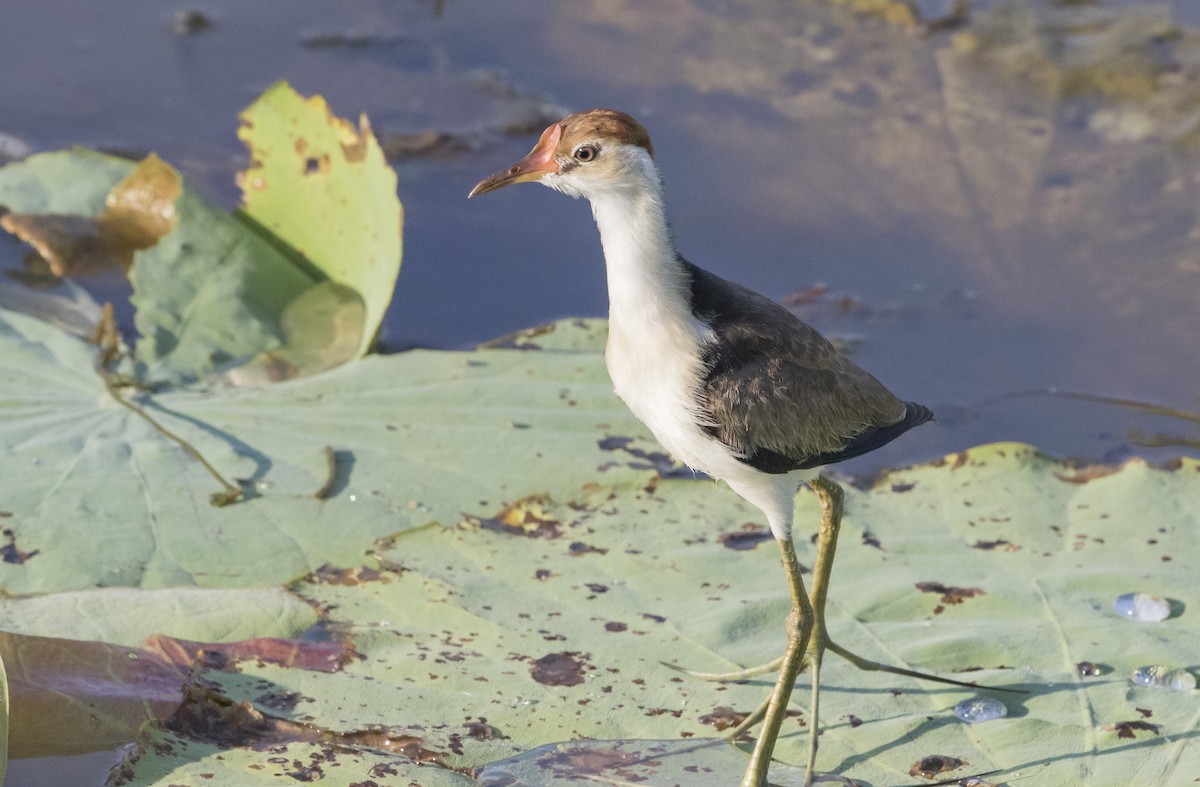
469, 109, 933, 787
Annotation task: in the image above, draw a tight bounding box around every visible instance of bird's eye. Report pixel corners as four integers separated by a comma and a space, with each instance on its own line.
573, 144, 599, 162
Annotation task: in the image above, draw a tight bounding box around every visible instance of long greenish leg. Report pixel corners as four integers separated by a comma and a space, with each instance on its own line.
809, 479, 1026, 695
798, 476, 844, 784
738, 536, 814, 787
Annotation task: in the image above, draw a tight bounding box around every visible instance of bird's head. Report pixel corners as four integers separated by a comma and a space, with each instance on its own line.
469, 109, 656, 201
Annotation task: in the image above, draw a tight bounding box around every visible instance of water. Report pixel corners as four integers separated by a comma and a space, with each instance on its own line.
1132, 665, 1197, 691
953, 697, 1008, 724
1, 0, 1199, 477
1114, 592, 1172, 623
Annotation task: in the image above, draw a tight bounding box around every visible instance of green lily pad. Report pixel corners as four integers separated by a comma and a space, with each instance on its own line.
0, 83, 403, 385
0, 588, 316, 647
110, 725, 474, 787
0, 307, 652, 595
2, 305, 1198, 784
237, 81, 403, 361
0, 149, 314, 383
112, 447, 1200, 786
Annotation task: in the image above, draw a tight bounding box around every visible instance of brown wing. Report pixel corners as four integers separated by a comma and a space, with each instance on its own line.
684, 261, 930, 474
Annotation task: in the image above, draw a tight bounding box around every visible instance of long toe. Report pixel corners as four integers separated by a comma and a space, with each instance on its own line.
666, 655, 785, 682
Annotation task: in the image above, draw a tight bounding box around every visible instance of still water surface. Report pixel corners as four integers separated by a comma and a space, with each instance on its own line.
3, 0, 1199, 473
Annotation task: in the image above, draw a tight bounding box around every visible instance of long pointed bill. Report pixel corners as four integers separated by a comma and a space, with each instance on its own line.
468, 123, 563, 198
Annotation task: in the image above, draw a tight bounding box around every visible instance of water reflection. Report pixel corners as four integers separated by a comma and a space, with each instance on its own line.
0, 0, 1197, 473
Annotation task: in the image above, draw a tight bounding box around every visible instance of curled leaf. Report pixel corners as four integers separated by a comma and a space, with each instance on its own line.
0, 154, 179, 277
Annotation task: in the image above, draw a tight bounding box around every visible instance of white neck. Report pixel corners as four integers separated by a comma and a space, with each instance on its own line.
576, 152, 719, 467
586, 165, 690, 330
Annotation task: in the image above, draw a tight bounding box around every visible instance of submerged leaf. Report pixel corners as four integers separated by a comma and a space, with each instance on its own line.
219, 280, 365, 384
1, 631, 186, 758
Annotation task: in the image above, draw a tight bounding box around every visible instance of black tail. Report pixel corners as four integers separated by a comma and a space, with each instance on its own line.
792, 400, 933, 470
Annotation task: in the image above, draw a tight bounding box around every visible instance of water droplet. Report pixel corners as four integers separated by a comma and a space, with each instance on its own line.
255, 480, 274, 492
953, 697, 1007, 724
1132, 665, 1196, 691
1076, 661, 1101, 677
1114, 592, 1170, 622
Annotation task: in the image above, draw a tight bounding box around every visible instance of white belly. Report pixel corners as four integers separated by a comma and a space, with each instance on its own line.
605, 316, 737, 479
605, 316, 815, 540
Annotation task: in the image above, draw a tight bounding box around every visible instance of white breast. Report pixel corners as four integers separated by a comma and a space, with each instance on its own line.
605, 307, 813, 540
605, 309, 719, 469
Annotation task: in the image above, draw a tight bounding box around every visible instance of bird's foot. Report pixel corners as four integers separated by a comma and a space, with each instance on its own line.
662, 655, 783, 682
738, 542, 816, 787
826, 639, 1027, 694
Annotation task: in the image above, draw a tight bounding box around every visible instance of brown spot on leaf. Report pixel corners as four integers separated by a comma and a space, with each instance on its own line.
719, 524, 773, 551
1055, 464, 1122, 484
465, 718, 508, 741
971, 539, 1019, 552
0, 529, 38, 564
534, 745, 642, 778
916, 581, 985, 611
476, 494, 563, 539
644, 707, 682, 718
303, 155, 329, 175
306, 563, 393, 586
569, 541, 608, 556
699, 706, 749, 731
146, 635, 353, 673
530, 652, 588, 686
909, 754, 967, 778
597, 435, 687, 477
341, 132, 368, 163
604, 622, 627, 633
1105, 720, 1160, 739
172, 685, 448, 764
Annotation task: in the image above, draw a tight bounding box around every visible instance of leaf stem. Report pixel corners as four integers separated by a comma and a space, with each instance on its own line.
93, 303, 243, 506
